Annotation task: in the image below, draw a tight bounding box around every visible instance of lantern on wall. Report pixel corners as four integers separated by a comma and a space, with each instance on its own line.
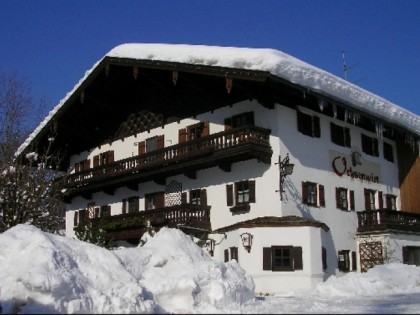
206, 238, 216, 257
240, 232, 253, 253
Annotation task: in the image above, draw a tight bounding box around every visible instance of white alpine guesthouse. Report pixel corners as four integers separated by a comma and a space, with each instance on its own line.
16, 43, 420, 294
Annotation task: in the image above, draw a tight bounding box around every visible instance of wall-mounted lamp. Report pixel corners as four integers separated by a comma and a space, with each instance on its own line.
275, 153, 295, 200
206, 238, 216, 257
240, 232, 253, 253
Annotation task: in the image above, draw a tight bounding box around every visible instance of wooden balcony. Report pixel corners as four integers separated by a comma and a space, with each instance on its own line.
357, 209, 420, 234
90, 203, 211, 243
63, 125, 272, 199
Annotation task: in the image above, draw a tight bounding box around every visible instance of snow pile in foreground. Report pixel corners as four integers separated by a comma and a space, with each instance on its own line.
0, 224, 254, 314
311, 263, 420, 297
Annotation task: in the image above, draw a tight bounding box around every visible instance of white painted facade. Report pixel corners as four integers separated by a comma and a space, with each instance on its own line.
64, 96, 411, 294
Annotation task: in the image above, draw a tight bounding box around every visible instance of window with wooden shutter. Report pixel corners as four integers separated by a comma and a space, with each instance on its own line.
302, 182, 317, 206
100, 205, 111, 217
138, 141, 146, 155
361, 134, 379, 157
351, 251, 357, 271
378, 191, 383, 209
224, 249, 229, 262
292, 246, 303, 270
181, 192, 187, 204
385, 194, 397, 210
336, 187, 348, 210
248, 180, 256, 203
297, 111, 320, 138
302, 182, 308, 204
200, 189, 207, 206
230, 247, 239, 262
364, 189, 376, 210
338, 250, 350, 272
330, 122, 351, 147
178, 128, 187, 143
122, 199, 127, 214
94, 207, 100, 218
383, 142, 394, 162
224, 117, 232, 131
74, 211, 79, 226
226, 184, 233, 206
93, 155, 100, 168
322, 247, 327, 270
128, 196, 139, 213
350, 190, 355, 211
263, 247, 272, 270
319, 185, 325, 207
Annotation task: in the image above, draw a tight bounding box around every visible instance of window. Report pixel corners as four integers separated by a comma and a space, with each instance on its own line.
226, 180, 256, 212
224, 247, 239, 263
361, 134, 379, 157
263, 246, 303, 271
330, 122, 351, 147
100, 205, 111, 217
145, 192, 165, 210
93, 150, 114, 167
338, 250, 357, 272
224, 112, 254, 130
126, 196, 139, 213
138, 135, 164, 155
335, 187, 355, 211
385, 194, 397, 210
322, 247, 327, 271
190, 189, 207, 206
179, 122, 210, 143
302, 182, 325, 207
74, 209, 88, 227
403, 246, 420, 266
75, 159, 90, 172
383, 142, 394, 162
364, 189, 376, 210
297, 111, 320, 138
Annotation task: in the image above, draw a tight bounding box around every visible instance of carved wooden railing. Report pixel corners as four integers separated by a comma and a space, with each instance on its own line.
357, 209, 420, 233
65, 125, 271, 189
90, 204, 211, 232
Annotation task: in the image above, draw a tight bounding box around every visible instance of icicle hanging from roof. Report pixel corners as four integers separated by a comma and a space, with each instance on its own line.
318, 99, 325, 112
375, 122, 383, 139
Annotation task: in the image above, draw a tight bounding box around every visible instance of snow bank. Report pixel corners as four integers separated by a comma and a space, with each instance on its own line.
312, 263, 420, 297
114, 227, 255, 313
0, 224, 254, 314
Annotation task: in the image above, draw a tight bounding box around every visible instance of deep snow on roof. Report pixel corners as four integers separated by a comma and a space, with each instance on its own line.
16, 43, 420, 157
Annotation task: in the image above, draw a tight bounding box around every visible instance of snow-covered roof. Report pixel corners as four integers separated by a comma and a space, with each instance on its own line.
16, 43, 420, 157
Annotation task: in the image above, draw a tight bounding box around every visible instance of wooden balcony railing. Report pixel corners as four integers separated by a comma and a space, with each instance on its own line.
90, 204, 211, 241
357, 209, 420, 233
63, 125, 272, 197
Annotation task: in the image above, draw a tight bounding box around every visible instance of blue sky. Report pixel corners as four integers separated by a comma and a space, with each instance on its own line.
1, 0, 419, 124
